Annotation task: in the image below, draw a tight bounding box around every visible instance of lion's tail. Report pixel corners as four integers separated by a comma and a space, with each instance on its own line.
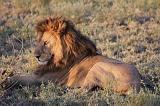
140, 74, 155, 92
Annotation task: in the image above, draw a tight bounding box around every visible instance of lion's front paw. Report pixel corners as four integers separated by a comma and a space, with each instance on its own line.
0, 68, 19, 90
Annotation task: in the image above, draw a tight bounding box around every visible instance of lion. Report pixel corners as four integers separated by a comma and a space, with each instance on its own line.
7, 17, 143, 94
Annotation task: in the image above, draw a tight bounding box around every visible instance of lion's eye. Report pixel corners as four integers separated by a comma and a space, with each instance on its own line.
54, 26, 58, 31
44, 41, 48, 46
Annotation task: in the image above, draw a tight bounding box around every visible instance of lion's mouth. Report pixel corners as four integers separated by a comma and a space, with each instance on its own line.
35, 55, 53, 65
35, 58, 49, 65
37, 60, 48, 65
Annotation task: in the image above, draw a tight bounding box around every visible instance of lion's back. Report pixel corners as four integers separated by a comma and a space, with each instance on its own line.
66, 55, 141, 93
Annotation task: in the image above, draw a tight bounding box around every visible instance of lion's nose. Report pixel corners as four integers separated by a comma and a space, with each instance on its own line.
35, 55, 40, 59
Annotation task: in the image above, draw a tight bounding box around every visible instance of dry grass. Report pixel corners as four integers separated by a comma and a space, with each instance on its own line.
0, 0, 160, 106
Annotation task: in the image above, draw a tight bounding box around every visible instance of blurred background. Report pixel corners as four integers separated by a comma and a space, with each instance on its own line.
0, 0, 160, 105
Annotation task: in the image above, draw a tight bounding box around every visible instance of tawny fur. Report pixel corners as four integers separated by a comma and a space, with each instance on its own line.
11, 17, 141, 94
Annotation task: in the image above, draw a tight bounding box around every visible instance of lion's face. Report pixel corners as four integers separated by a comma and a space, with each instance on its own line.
34, 32, 53, 65
34, 18, 65, 66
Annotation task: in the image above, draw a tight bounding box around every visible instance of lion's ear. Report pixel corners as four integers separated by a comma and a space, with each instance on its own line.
47, 17, 52, 25
54, 19, 67, 33
61, 21, 67, 31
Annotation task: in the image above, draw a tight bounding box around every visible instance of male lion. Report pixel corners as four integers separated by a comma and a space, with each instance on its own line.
8, 17, 142, 94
